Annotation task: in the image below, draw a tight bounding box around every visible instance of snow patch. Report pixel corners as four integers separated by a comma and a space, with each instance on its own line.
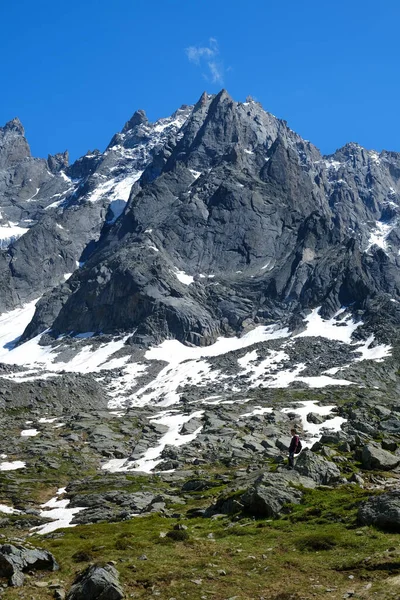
0, 460, 25, 471
21, 429, 39, 437
102, 410, 204, 473
295, 308, 361, 344
31, 488, 86, 535
281, 401, 347, 447
366, 220, 395, 253
0, 503, 21, 515
175, 270, 194, 285
0, 222, 29, 248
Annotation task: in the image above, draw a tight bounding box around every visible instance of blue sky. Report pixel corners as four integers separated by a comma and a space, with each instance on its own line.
1, 0, 399, 161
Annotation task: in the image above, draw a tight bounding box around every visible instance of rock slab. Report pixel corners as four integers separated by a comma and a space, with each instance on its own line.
0, 543, 58, 587
66, 563, 124, 600
361, 444, 400, 471
358, 491, 400, 532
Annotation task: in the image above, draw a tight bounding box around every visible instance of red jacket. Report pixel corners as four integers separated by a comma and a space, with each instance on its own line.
289, 435, 300, 453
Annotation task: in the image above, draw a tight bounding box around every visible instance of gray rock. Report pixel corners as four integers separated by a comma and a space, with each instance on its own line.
381, 439, 398, 452
206, 471, 315, 518
275, 436, 291, 452
361, 444, 400, 470
0, 544, 59, 587
294, 448, 341, 484
240, 482, 302, 518
358, 491, 400, 531
307, 412, 326, 424
66, 563, 123, 599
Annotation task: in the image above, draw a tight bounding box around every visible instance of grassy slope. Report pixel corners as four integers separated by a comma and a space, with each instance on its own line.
2, 486, 400, 600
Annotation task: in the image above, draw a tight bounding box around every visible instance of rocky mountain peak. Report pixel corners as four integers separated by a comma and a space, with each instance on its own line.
0, 117, 31, 169
2, 116, 25, 136
47, 150, 69, 174
122, 109, 148, 133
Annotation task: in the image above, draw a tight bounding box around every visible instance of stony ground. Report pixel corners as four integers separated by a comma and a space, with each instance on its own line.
1, 373, 400, 598
0, 325, 400, 598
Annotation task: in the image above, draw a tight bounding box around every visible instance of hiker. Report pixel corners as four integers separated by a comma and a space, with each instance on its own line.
288, 427, 302, 469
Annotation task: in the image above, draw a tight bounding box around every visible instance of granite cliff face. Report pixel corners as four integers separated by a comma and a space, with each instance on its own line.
1, 90, 400, 345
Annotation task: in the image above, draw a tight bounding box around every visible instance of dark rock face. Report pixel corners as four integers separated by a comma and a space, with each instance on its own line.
22, 90, 400, 347
361, 444, 400, 470
0, 543, 58, 587
358, 491, 400, 532
0, 105, 192, 316
1, 90, 400, 348
66, 563, 124, 600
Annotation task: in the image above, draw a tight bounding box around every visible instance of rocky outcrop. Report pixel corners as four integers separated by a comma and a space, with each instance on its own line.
66, 563, 124, 600
294, 449, 341, 485
206, 471, 315, 518
358, 491, 400, 532
361, 444, 400, 470
0, 544, 58, 587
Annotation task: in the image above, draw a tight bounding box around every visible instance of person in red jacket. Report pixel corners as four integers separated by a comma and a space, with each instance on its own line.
288, 428, 301, 469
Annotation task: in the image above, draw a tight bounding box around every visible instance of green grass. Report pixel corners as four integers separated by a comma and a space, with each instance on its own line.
2, 485, 400, 600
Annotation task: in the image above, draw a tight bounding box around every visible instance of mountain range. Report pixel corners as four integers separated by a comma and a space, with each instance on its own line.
1, 89, 400, 349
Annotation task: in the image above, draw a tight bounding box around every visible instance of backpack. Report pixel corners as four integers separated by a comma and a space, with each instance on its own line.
295, 438, 302, 453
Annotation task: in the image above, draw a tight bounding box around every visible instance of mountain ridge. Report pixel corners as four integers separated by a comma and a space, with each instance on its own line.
1, 90, 400, 350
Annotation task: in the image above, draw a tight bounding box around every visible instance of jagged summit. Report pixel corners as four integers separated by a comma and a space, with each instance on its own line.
0, 90, 399, 348
122, 109, 148, 132
2, 116, 25, 135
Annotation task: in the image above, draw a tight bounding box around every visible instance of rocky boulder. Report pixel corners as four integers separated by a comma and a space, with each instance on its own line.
66, 563, 124, 600
358, 491, 400, 532
206, 471, 315, 518
0, 544, 58, 587
240, 481, 302, 518
294, 449, 341, 485
361, 444, 400, 471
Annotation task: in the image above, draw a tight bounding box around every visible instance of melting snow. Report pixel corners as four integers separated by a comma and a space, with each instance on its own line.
175, 270, 194, 285
366, 221, 395, 252
21, 429, 39, 437
0, 299, 39, 354
281, 401, 347, 447
102, 410, 204, 473
295, 308, 361, 343
189, 169, 201, 180
324, 159, 343, 171
31, 488, 86, 535
239, 406, 273, 418
0, 222, 29, 249
26, 188, 40, 202
0, 460, 25, 471
353, 335, 392, 362
0, 503, 21, 515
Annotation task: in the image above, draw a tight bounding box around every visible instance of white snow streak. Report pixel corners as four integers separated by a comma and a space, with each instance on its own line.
102, 410, 204, 473
0, 461, 26, 471
31, 488, 86, 535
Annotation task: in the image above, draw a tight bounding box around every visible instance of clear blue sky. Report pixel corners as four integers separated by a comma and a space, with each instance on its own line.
1, 0, 399, 162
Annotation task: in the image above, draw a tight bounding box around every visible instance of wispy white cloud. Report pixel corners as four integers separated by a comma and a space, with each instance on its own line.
185, 38, 225, 84
208, 61, 224, 84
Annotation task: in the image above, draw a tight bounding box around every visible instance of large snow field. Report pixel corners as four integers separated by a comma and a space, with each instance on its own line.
0, 301, 392, 408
